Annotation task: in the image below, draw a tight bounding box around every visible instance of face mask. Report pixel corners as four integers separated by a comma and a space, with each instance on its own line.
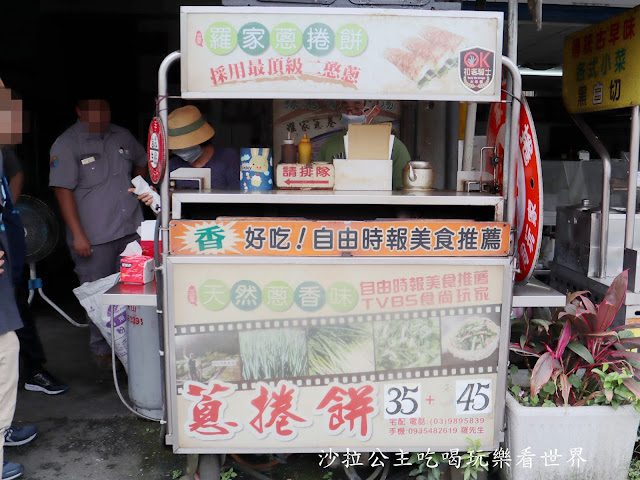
173, 145, 202, 163
341, 114, 367, 127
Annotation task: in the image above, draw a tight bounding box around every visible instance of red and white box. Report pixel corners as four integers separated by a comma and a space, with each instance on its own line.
139, 220, 162, 257
120, 255, 154, 284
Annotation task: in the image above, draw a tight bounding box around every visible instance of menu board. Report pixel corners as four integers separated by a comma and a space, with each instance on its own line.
169, 258, 510, 452
563, 5, 640, 113
180, 7, 503, 101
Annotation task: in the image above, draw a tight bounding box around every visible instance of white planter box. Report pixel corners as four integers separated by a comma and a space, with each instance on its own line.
503, 392, 640, 480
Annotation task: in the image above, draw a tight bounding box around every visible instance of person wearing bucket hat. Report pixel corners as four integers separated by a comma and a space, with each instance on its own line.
167, 105, 240, 190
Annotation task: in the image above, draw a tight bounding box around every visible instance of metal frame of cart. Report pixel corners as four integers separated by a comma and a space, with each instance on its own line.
103, 4, 564, 475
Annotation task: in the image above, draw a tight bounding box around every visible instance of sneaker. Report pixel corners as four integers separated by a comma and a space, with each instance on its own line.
24, 370, 69, 395
2, 461, 23, 480
4, 425, 37, 447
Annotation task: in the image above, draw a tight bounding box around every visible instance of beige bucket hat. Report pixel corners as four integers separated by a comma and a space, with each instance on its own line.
167, 105, 215, 150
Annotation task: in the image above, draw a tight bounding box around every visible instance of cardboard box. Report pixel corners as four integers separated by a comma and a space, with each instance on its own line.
120, 255, 154, 284
334, 125, 394, 191
333, 159, 393, 190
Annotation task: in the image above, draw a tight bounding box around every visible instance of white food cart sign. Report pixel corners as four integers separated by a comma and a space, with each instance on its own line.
180, 7, 503, 101
168, 257, 511, 453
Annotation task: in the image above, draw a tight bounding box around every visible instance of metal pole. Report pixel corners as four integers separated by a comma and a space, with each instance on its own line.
445, 102, 459, 190
503, 0, 518, 247
158, 51, 180, 243
501, 56, 522, 231
462, 102, 477, 171
157, 49, 181, 444
570, 114, 611, 278
507, 0, 518, 61
626, 105, 640, 248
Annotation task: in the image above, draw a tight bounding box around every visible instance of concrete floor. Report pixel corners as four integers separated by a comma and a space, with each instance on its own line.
7, 296, 184, 480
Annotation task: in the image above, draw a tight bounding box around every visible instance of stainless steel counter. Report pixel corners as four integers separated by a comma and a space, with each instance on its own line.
103, 281, 158, 306
512, 277, 566, 308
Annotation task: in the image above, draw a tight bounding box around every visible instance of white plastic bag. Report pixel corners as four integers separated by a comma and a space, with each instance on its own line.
73, 273, 128, 372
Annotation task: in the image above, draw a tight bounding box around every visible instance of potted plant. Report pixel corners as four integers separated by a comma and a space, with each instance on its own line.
505, 270, 640, 480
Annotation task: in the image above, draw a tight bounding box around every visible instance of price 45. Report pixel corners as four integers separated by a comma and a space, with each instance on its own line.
455, 380, 492, 415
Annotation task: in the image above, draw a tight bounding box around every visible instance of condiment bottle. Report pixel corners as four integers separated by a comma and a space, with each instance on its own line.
281, 131, 297, 164
298, 133, 312, 164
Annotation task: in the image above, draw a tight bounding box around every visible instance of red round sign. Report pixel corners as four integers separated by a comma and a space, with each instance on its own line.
147, 117, 167, 185
487, 86, 543, 285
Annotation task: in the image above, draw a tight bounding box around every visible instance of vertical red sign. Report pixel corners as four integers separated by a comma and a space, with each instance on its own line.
487, 83, 543, 284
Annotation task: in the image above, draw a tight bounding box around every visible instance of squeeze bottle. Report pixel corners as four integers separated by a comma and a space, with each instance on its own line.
298, 133, 312, 164
281, 131, 297, 164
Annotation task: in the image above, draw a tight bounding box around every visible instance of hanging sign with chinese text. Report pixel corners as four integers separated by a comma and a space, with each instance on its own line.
169, 219, 509, 256
486, 87, 542, 284
180, 7, 503, 101
169, 257, 511, 452
147, 117, 167, 184
563, 5, 640, 113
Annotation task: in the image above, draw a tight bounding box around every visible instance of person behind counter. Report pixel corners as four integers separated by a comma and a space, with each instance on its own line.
131, 105, 240, 212
167, 105, 240, 190
315, 100, 411, 189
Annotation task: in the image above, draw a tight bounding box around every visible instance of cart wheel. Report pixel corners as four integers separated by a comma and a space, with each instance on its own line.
197, 454, 221, 480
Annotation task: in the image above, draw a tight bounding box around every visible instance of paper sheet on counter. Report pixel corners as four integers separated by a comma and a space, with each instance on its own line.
345, 123, 393, 160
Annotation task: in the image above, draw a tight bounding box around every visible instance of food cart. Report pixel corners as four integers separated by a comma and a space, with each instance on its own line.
104, 5, 567, 478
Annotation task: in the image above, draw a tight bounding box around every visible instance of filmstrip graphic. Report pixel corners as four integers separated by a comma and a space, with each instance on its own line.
174, 305, 501, 392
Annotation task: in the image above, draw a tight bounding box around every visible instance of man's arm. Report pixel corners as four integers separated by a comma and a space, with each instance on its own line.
8, 169, 23, 202
53, 187, 91, 257
131, 133, 148, 179
133, 165, 147, 178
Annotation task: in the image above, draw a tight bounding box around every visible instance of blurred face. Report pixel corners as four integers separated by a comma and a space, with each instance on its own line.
0, 88, 23, 145
340, 100, 367, 115
77, 99, 111, 134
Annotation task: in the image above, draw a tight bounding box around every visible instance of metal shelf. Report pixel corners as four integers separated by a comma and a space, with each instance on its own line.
171, 189, 504, 220
512, 277, 565, 308
103, 281, 157, 307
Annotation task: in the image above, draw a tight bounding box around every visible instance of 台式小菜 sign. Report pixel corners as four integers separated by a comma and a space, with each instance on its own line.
169, 259, 510, 451
169, 220, 509, 256
563, 5, 640, 113
180, 7, 503, 101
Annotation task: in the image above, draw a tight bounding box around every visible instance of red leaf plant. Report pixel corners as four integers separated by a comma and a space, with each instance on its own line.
509, 270, 640, 409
